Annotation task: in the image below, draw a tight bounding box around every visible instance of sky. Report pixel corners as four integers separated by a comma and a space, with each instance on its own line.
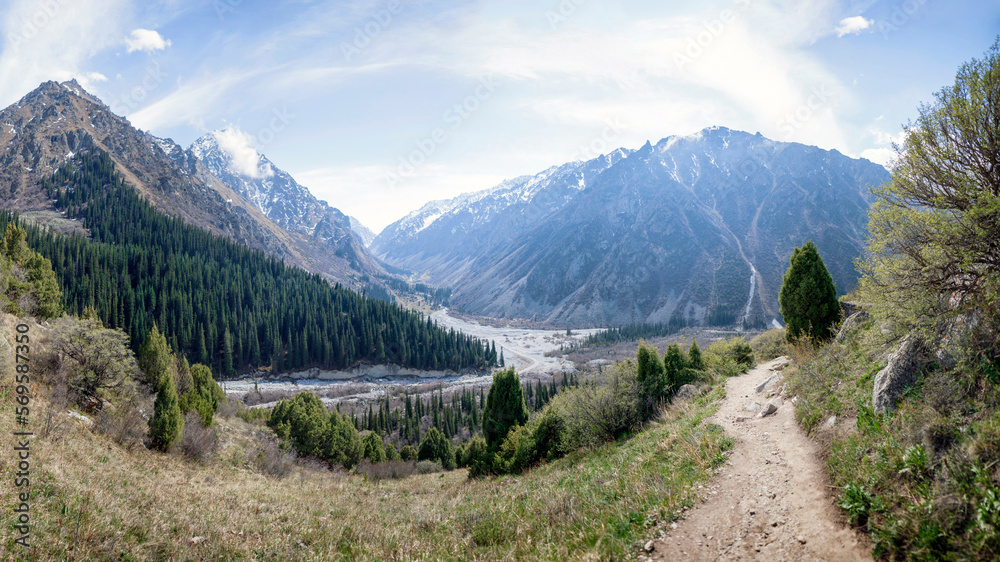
0, 0, 997, 233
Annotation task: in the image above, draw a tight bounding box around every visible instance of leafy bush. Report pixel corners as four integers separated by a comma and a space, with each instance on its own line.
550, 362, 640, 451
400, 444, 418, 461
417, 427, 455, 470
749, 329, 788, 362
415, 460, 443, 474
269, 392, 362, 468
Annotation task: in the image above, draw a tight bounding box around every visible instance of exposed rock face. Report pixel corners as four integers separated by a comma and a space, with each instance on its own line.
836, 311, 870, 342
375, 127, 888, 326
873, 335, 926, 413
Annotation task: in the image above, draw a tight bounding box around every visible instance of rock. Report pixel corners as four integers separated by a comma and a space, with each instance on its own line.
759, 402, 778, 417
190, 536, 205, 545
840, 300, 871, 319
67, 410, 94, 426
873, 335, 926, 413
756, 375, 780, 394
675, 384, 699, 400
824, 416, 837, 428
836, 310, 870, 342
745, 401, 761, 412
644, 540, 655, 552
797, 536, 808, 544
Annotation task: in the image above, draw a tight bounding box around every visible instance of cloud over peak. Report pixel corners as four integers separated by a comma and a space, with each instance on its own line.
212, 125, 274, 179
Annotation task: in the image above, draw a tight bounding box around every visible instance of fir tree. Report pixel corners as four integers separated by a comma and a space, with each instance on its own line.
779, 241, 840, 343
149, 372, 183, 451
482, 368, 529, 448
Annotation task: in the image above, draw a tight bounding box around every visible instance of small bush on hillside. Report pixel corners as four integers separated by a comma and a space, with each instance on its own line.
551, 361, 640, 450
251, 438, 296, 479
416, 460, 443, 474
94, 400, 148, 451
178, 411, 218, 462
355, 459, 416, 481
750, 329, 788, 362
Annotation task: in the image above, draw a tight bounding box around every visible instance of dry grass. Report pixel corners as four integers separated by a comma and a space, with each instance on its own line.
0, 316, 733, 561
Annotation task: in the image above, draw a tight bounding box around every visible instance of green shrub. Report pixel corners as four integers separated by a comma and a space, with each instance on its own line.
750, 329, 788, 361
483, 368, 529, 448
148, 373, 183, 452
415, 460, 443, 474
550, 362, 640, 450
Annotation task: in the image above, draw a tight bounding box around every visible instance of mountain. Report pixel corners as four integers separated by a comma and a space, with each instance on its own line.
0, 80, 381, 288
349, 216, 376, 247
373, 127, 890, 327
189, 129, 380, 268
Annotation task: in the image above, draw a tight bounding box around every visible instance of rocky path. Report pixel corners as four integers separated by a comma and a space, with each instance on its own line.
644, 357, 871, 561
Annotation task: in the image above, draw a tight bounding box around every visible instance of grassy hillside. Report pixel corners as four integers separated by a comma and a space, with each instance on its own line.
0, 315, 734, 560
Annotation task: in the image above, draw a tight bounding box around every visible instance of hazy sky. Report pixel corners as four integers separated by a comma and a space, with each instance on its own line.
1, 0, 997, 231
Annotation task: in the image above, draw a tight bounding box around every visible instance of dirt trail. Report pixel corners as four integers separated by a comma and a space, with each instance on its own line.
645, 357, 871, 561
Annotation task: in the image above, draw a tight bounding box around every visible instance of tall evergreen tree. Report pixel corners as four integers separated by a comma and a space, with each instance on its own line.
138, 325, 173, 388
636, 342, 666, 420
482, 368, 529, 448
779, 241, 841, 342
149, 372, 183, 451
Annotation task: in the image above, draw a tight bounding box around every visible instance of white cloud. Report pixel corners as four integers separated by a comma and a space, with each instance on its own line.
861, 147, 895, 167
212, 125, 274, 179
125, 28, 172, 53
835, 16, 873, 37
0, 0, 129, 107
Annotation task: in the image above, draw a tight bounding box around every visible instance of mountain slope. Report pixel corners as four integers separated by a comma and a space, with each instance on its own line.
0, 80, 380, 287
189, 130, 380, 271
374, 127, 889, 326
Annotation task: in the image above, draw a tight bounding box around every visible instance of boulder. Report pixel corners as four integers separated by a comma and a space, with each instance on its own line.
759, 401, 779, 417
836, 311, 869, 342
756, 375, 780, 394
872, 335, 926, 413
675, 384, 699, 400
745, 401, 761, 412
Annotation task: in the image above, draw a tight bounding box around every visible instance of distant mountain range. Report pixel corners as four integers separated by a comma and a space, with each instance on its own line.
0, 80, 385, 290
373, 127, 890, 327
0, 81, 890, 329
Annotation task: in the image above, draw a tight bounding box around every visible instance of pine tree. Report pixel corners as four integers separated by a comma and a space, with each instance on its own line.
149, 372, 183, 451
138, 325, 174, 389
482, 368, 529, 448
779, 241, 840, 343
688, 339, 704, 371
636, 341, 665, 420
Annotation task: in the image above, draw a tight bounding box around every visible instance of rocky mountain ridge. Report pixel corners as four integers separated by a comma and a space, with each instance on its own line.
374, 127, 890, 327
